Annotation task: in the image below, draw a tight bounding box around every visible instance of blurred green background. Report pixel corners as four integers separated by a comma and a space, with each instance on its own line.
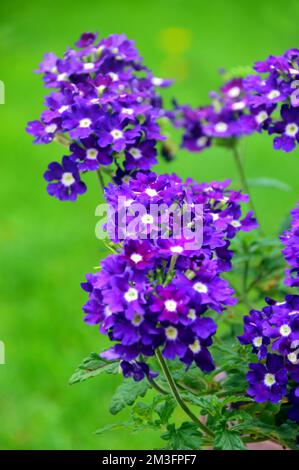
0, 0, 299, 450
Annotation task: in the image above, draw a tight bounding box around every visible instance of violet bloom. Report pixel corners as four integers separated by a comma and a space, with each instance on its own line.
27, 32, 172, 200
44, 156, 86, 201
26, 119, 60, 144
269, 105, 299, 152
97, 114, 141, 152
288, 387, 299, 423
70, 136, 113, 171
124, 140, 157, 170
281, 202, 299, 287
238, 309, 270, 360
149, 284, 190, 323
247, 354, 288, 403
120, 360, 158, 382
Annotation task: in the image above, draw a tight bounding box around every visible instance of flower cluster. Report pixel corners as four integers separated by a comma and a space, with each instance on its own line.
172, 48, 299, 154
281, 202, 299, 287
239, 295, 299, 422
82, 171, 258, 380
26, 32, 172, 200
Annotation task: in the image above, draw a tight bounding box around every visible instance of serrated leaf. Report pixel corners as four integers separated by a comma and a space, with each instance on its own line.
161, 422, 202, 450
248, 177, 291, 192
155, 396, 176, 425
214, 429, 246, 450
109, 379, 149, 415
69, 353, 119, 385
222, 395, 253, 406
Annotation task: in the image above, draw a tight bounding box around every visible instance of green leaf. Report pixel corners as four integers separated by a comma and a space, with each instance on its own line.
248, 177, 291, 192
69, 353, 119, 385
95, 421, 132, 435
109, 379, 149, 415
181, 393, 221, 416
214, 429, 246, 450
222, 395, 253, 406
161, 422, 202, 450
155, 396, 176, 425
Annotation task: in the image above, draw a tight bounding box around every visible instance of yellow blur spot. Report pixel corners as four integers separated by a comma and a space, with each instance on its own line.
159, 28, 192, 55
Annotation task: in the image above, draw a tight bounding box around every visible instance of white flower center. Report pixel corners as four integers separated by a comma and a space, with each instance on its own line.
83, 63, 94, 71
196, 136, 208, 147
132, 313, 143, 326
145, 188, 158, 197
109, 72, 118, 82
256, 111, 268, 124
231, 220, 241, 228
124, 198, 134, 207
57, 73, 68, 82
228, 86, 241, 98
264, 373, 276, 387
253, 336, 263, 348
61, 172, 75, 187
130, 148, 142, 160
188, 309, 196, 321
141, 214, 154, 225
124, 287, 138, 302
104, 306, 112, 317
287, 352, 298, 364
165, 326, 178, 340
232, 101, 245, 111
152, 77, 164, 86
45, 124, 57, 134
170, 246, 183, 254
111, 47, 119, 54
58, 105, 69, 114
279, 324, 291, 337
97, 85, 106, 94
86, 148, 98, 160
193, 282, 208, 294
189, 339, 201, 353
214, 122, 228, 133
285, 123, 299, 137
79, 118, 92, 128
267, 90, 280, 100
122, 108, 134, 115
164, 299, 177, 312
130, 253, 143, 264
111, 129, 123, 140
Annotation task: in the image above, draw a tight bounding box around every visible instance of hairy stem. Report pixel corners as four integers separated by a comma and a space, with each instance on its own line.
155, 349, 214, 437
231, 145, 263, 235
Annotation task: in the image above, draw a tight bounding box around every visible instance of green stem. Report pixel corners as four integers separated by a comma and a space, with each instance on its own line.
231, 145, 263, 235
148, 377, 169, 396
96, 169, 105, 193
155, 349, 214, 438
54, 133, 72, 148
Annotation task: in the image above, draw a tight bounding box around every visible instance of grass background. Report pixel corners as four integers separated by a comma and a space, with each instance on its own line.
0, 0, 299, 449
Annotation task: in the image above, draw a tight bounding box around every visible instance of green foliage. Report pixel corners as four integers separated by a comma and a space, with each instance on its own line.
69, 353, 119, 385
214, 429, 246, 450
109, 379, 149, 415
154, 396, 176, 425
161, 422, 202, 450
248, 177, 291, 192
